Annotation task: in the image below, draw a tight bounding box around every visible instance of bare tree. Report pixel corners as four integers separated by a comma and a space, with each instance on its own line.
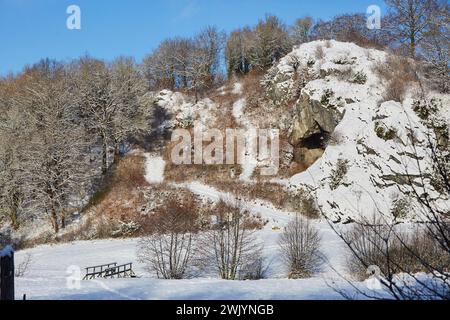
384, 0, 446, 57
194, 26, 226, 87
143, 38, 192, 90
17, 64, 91, 233
279, 213, 322, 278
199, 200, 264, 280
249, 15, 292, 70
290, 16, 313, 45
311, 13, 387, 48
421, 2, 449, 93
75, 56, 147, 174
137, 199, 199, 279
225, 27, 253, 77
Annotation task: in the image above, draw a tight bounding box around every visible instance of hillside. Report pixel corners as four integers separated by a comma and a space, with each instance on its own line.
2, 40, 449, 300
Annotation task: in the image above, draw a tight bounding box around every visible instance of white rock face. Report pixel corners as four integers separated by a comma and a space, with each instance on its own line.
152, 89, 217, 129
264, 40, 448, 222
148, 40, 449, 223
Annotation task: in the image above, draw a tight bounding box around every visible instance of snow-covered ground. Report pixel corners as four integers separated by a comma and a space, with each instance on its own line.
13, 158, 359, 300
144, 154, 165, 183
15, 237, 359, 300
14, 217, 361, 300
232, 98, 258, 181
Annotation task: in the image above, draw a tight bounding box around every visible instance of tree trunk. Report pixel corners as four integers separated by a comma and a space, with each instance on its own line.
409, 29, 416, 58
113, 143, 121, 165
50, 205, 59, 234
10, 209, 19, 230
61, 211, 66, 229
102, 134, 108, 174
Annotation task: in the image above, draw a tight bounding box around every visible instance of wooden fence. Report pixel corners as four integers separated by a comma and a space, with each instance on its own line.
83, 262, 136, 279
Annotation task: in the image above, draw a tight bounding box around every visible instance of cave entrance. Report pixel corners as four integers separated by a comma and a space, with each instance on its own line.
300, 131, 328, 149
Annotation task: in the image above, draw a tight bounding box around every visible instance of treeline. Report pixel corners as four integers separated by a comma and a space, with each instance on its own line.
143, 0, 448, 94
0, 57, 150, 233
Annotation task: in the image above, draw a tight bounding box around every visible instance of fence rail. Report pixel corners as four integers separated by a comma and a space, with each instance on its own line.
83, 262, 136, 279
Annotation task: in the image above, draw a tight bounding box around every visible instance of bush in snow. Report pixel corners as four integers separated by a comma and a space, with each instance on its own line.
137, 199, 200, 279
15, 253, 32, 277
329, 158, 349, 190
320, 88, 334, 106
374, 121, 397, 141
350, 71, 367, 84
198, 200, 264, 280
391, 197, 411, 220
239, 255, 269, 280
373, 54, 418, 103
278, 213, 322, 278
286, 189, 320, 219
344, 216, 450, 288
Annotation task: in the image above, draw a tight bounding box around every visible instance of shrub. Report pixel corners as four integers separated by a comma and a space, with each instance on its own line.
374, 55, 418, 102
320, 88, 334, 106
336, 67, 353, 81
15, 253, 32, 277
242, 70, 265, 110
286, 189, 320, 219
412, 99, 440, 121
375, 121, 397, 140
333, 57, 353, 65
329, 159, 349, 190
350, 71, 367, 84
239, 255, 268, 280
391, 197, 411, 219
314, 45, 325, 60
345, 219, 450, 281
137, 199, 200, 279
279, 214, 322, 278
198, 200, 264, 280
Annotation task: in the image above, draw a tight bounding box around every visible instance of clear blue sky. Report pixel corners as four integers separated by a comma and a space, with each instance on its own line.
0, 0, 387, 75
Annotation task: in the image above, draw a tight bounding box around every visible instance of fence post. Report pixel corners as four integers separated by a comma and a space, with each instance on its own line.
0, 245, 15, 300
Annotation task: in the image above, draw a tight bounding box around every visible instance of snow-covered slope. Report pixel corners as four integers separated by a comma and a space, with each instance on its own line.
262, 40, 448, 222
15, 237, 354, 300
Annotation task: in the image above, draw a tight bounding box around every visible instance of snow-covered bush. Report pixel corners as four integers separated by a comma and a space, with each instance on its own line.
374, 121, 397, 141
350, 71, 367, 84
391, 197, 411, 219
329, 159, 349, 190
239, 254, 268, 280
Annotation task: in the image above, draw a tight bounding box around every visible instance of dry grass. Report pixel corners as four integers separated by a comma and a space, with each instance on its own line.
373, 54, 419, 102
241, 70, 265, 111
315, 45, 325, 60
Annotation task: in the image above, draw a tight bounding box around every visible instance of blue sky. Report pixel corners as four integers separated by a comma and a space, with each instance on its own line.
0, 0, 387, 75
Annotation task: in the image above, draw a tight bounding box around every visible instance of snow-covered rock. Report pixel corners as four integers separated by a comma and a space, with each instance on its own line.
262, 40, 448, 222
152, 90, 217, 129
